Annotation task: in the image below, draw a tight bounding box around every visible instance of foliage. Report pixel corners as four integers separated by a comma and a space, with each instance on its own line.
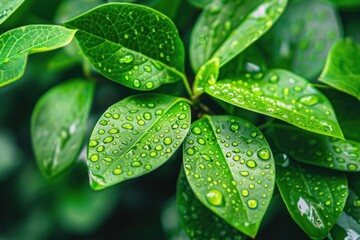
1, 0, 360, 239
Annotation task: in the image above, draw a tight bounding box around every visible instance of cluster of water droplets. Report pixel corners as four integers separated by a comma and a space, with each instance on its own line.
205, 70, 340, 137
92, 6, 182, 90
277, 161, 348, 231
183, 116, 274, 230
88, 95, 190, 185
177, 173, 244, 240
275, 127, 360, 172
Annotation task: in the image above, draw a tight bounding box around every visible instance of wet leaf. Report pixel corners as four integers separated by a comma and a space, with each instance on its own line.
193, 57, 219, 97
205, 69, 344, 139
183, 115, 275, 238
0, 25, 76, 87
64, 3, 186, 91
177, 170, 246, 240
330, 212, 360, 240
190, 0, 287, 72
319, 39, 360, 100
31, 79, 95, 178
0, 0, 24, 25
273, 125, 360, 172
88, 93, 191, 190
260, 0, 341, 80
276, 158, 348, 240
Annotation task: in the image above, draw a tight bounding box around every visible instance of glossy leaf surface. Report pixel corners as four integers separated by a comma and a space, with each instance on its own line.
64, 3, 186, 90
190, 0, 287, 71
0, 25, 76, 87
31, 79, 94, 178
320, 39, 360, 100
205, 69, 344, 139
183, 115, 275, 237
193, 57, 219, 97
273, 125, 360, 172
0, 0, 24, 25
177, 170, 246, 240
88, 93, 191, 190
260, 0, 341, 79
276, 158, 348, 239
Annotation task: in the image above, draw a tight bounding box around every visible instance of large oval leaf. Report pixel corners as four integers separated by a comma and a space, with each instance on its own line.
64, 3, 186, 91
205, 69, 344, 139
31, 79, 95, 178
183, 115, 275, 238
88, 93, 191, 190
177, 170, 246, 240
0, 0, 24, 25
276, 157, 348, 239
260, 0, 342, 80
190, 0, 287, 72
273, 125, 360, 172
319, 39, 360, 100
0, 25, 76, 87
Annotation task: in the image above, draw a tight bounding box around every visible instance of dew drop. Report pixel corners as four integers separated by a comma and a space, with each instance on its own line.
191, 126, 202, 135
347, 164, 358, 171
122, 123, 134, 130
230, 124, 239, 132
133, 80, 143, 89
257, 148, 271, 160
205, 189, 224, 207
201, 154, 212, 161
298, 95, 319, 106
246, 160, 257, 168
144, 65, 152, 72
89, 140, 98, 147
119, 54, 135, 64
164, 137, 172, 145
113, 168, 123, 175
103, 136, 114, 143
247, 199, 258, 209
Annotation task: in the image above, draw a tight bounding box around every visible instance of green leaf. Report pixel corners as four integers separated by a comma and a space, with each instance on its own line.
177, 170, 246, 240
55, 0, 104, 24
0, 25, 76, 87
64, 3, 186, 91
260, 0, 342, 80
319, 39, 360, 100
273, 125, 360, 172
0, 0, 25, 25
183, 115, 275, 238
193, 57, 220, 97
88, 93, 191, 190
205, 69, 344, 139
31, 79, 95, 178
330, 212, 360, 240
276, 158, 348, 239
190, 0, 287, 72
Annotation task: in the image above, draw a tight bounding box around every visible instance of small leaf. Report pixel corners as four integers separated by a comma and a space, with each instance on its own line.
205, 69, 344, 139
276, 158, 348, 239
31, 79, 95, 178
260, 0, 342, 80
273, 125, 360, 172
193, 57, 219, 97
88, 93, 191, 190
190, 0, 287, 72
319, 39, 360, 100
0, 25, 76, 87
64, 3, 186, 91
183, 115, 275, 238
0, 0, 25, 25
177, 170, 246, 240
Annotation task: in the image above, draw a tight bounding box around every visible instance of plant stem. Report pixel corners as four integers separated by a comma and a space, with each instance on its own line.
182, 75, 193, 98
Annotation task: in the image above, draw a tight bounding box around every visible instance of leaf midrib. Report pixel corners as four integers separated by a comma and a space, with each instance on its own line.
71, 25, 186, 81
205, 116, 251, 224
